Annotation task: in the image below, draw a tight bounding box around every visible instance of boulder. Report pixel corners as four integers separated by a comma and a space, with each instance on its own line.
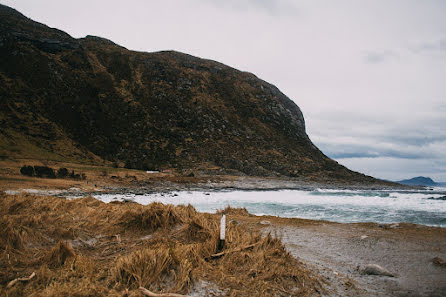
361, 264, 395, 277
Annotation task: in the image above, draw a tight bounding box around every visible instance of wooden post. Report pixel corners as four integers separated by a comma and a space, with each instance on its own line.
218, 214, 226, 251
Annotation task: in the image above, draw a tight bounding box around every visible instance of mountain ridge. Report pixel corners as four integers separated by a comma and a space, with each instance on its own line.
0, 4, 389, 184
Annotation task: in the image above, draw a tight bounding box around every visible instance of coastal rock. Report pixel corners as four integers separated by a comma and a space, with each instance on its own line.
389, 223, 401, 229
432, 257, 446, 268
361, 264, 395, 277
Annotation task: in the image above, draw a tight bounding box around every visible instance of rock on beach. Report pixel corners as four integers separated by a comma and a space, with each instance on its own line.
361, 264, 395, 277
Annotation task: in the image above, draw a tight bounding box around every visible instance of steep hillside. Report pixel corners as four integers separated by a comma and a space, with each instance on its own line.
0, 4, 379, 182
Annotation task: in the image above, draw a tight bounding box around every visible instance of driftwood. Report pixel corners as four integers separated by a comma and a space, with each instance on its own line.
6, 271, 36, 288
208, 242, 260, 259
139, 287, 189, 297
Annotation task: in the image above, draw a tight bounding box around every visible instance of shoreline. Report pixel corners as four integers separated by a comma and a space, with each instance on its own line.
3, 185, 446, 230
2, 175, 417, 197
2, 193, 445, 296
2, 178, 445, 229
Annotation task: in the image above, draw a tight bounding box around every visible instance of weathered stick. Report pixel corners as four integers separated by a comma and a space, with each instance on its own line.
6, 271, 36, 289
209, 241, 261, 259
139, 287, 189, 297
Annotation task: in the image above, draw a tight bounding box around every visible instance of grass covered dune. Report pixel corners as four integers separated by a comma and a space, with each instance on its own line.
0, 193, 323, 297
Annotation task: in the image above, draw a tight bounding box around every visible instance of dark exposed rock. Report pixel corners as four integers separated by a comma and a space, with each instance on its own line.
0, 4, 392, 184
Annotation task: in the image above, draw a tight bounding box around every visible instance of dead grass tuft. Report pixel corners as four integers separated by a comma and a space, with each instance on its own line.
114, 243, 195, 293
0, 194, 323, 296
120, 202, 184, 231
47, 241, 76, 268
217, 205, 250, 216
0, 219, 25, 250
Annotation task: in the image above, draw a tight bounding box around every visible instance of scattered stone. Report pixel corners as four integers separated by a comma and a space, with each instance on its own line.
360, 235, 368, 240
389, 223, 401, 229
140, 234, 152, 241
432, 257, 446, 268
361, 264, 395, 277
379, 223, 401, 229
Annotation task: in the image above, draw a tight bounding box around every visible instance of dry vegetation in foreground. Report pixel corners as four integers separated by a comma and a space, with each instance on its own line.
0, 193, 323, 296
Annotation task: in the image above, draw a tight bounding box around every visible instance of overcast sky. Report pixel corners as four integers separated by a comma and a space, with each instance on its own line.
3, 0, 446, 181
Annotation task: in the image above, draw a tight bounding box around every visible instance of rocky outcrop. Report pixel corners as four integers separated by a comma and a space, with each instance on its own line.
0, 4, 384, 183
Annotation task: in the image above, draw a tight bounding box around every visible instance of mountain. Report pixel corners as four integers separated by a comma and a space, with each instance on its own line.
396, 177, 437, 187
0, 4, 387, 184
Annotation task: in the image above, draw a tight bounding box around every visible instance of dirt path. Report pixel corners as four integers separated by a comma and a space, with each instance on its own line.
264, 221, 446, 296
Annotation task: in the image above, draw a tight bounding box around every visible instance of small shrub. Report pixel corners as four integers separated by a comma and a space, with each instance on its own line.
34, 166, 56, 178
20, 165, 35, 176
57, 167, 69, 178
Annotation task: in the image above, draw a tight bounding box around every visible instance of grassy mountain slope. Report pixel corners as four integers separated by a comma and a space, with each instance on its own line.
0, 4, 382, 183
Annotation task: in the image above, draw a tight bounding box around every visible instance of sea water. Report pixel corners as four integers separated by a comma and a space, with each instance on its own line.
94, 187, 446, 227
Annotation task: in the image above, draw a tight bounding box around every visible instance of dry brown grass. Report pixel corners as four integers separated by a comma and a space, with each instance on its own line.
217, 205, 250, 216
0, 159, 238, 194
0, 193, 323, 296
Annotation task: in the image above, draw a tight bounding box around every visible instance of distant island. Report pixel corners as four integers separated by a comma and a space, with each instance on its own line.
396, 176, 440, 187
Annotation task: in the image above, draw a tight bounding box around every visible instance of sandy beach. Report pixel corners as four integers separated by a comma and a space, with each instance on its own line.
262, 218, 446, 296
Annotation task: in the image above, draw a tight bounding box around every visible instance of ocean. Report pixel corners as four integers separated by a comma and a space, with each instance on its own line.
94, 187, 446, 227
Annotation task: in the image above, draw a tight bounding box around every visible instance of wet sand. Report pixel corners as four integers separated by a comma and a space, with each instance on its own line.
263, 220, 446, 296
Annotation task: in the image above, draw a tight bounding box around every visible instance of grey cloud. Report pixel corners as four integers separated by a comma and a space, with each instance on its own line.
364, 38, 446, 65
338, 157, 446, 182
202, 0, 296, 15
363, 50, 398, 64
411, 39, 446, 53
311, 110, 446, 164
379, 134, 446, 146
318, 142, 431, 160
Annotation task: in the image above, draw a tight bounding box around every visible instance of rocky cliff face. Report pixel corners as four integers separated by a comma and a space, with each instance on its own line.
0, 4, 378, 182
